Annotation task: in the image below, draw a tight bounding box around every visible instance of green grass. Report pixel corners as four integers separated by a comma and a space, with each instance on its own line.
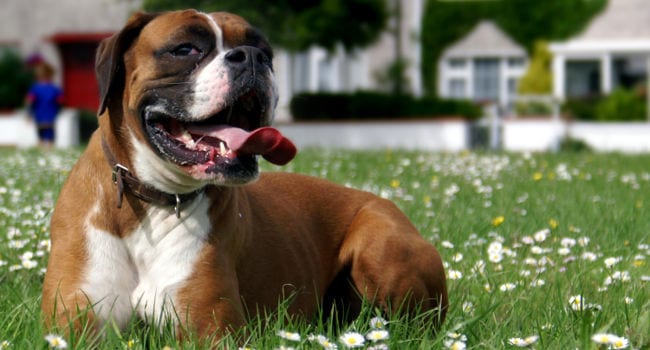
1, 148, 649, 349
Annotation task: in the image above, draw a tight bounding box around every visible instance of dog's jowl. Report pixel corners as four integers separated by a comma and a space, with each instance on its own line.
42, 9, 448, 340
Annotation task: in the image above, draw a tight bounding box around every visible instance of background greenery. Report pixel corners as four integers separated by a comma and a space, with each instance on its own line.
0, 50, 33, 110
290, 91, 481, 121
421, 0, 607, 96
0, 148, 648, 349
142, 0, 388, 53
562, 88, 648, 121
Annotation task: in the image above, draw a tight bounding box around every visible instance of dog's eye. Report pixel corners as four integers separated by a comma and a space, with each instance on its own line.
170, 44, 201, 57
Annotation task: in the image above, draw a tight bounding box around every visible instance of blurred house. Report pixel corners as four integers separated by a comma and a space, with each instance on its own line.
0, 0, 424, 122
437, 20, 529, 112
273, 0, 425, 121
550, 0, 650, 100
0, 0, 141, 112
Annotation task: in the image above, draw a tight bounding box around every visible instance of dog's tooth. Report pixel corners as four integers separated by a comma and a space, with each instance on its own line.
187, 138, 196, 149
220, 141, 227, 155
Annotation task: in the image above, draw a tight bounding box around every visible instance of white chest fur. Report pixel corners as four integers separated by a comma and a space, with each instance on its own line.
81, 196, 211, 329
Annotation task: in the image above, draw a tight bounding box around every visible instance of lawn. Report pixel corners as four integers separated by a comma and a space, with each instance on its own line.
0, 148, 648, 349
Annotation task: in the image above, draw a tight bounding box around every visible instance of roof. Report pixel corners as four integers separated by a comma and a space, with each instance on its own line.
442, 20, 526, 58
574, 0, 650, 41
551, 0, 650, 54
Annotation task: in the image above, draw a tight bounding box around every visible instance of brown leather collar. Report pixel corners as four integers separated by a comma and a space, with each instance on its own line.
101, 137, 203, 218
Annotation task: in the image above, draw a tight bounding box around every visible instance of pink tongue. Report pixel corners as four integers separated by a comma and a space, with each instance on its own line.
187, 125, 296, 165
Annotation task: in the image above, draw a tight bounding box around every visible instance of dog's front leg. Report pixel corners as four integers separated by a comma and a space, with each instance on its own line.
174, 250, 247, 342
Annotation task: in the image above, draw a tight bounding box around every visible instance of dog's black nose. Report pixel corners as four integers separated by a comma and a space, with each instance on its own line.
225, 46, 271, 69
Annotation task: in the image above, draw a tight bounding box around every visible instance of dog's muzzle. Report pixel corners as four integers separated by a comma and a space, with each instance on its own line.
142, 45, 295, 179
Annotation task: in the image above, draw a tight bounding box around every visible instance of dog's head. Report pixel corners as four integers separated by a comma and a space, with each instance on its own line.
96, 10, 295, 193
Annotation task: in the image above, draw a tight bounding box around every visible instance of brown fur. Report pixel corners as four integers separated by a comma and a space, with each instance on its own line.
41, 9, 448, 340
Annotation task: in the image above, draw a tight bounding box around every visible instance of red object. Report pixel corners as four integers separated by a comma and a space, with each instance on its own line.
49, 32, 113, 112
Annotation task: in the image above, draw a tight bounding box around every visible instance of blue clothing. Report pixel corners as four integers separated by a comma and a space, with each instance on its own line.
38, 127, 55, 142
28, 82, 63, 126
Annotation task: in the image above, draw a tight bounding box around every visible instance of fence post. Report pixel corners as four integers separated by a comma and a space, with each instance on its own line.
487, 103, 500, 150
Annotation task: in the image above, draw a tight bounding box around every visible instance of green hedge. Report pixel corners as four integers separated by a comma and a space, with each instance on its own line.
0, 50, 33, 110
595, 88, 646, 121
562, 88, 647, 121
290, 91, 481, 121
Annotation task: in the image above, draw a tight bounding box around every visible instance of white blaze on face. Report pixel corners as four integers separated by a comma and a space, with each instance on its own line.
189, 13, 230, 120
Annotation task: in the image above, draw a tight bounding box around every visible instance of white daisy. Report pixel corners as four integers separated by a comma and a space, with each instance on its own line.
44, 334, 68, 349
604, 257, 622, 268
369, 316, 388, 329
277, 330, 301, 342
443, 340, 466, 350
309, 335, 337, 350
461, 301, 474, 314
533, 228, 549, 242
441, 241, 455, 249
448, 270, 463, 280
569, 295, 585, 311
339, 332, 365, 348
610, 336, 629, 349
591, 333, 616, 345
508, 337, 527, 347
366, 330, 389, 342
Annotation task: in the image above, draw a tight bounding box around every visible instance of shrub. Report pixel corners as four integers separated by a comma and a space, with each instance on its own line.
515, 101, 553, 116
290, 91, 481, 121
595, 88, 646, 121
0, 50, 33, 110
561, 96, 601, 121
518, 41, 552, 95
558, 136, 592, 152
78, 109, 99, 143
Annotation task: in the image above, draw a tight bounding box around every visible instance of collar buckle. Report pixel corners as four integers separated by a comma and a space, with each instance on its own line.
112, 164, 130, 184
174, 194, 181, 219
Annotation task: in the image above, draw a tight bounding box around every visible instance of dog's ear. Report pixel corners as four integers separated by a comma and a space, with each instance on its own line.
96, 12, 159, 116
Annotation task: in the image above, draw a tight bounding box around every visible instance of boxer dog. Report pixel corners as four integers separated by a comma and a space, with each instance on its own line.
42, 9, 447, 340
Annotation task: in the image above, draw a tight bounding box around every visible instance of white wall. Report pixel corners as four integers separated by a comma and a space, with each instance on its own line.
503, 120, 650, 153
277, 120, 468, 151
3, 113, 650, 154
0, 109, 79, 148
0, 0, 141, 85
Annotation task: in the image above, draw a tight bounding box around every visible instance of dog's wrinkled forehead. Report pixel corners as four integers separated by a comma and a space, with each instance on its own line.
139, 10, 271, 55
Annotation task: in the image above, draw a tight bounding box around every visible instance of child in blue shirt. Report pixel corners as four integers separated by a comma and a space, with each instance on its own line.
26, 63, 63, 147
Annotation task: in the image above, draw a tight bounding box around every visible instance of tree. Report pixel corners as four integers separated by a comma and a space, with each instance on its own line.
518, 41, 552, 94
142, 0, 388, 53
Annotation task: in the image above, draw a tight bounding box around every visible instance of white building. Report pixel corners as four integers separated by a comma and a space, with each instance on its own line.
437, 20, 528, 111
273, 0, 425, 121
550, 0, 650, 100
1, 0, 425, 122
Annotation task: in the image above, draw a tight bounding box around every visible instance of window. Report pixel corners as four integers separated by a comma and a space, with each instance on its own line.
291, 53, 310, 93
449, 78, 466, 98
508, 57, 525, 68
449, 58, 466, 69
317, 58, 335, 92
566, 60, 600, 98
473, 59, 500, 101
507, 78, 518, 96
